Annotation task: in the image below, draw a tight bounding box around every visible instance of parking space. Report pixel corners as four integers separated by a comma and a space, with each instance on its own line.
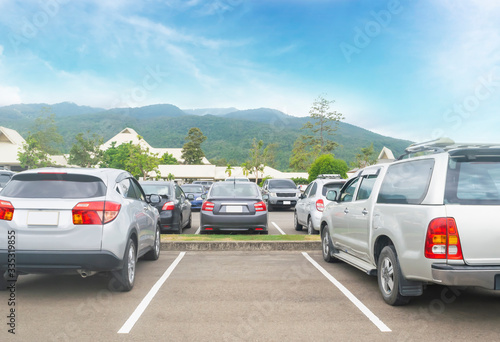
3, 250, 500, 340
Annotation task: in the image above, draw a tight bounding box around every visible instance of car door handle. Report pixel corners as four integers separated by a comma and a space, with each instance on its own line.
344, 208, 349, 214
362, 209, 368, 215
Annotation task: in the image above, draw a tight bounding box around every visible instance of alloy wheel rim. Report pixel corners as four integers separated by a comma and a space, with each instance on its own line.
323, 231, 330, 257
381, 257, 394, 295
128, 244, 136, 284
155, 228, 160, 255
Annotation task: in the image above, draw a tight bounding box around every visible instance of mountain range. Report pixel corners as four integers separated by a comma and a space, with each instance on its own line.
0, 102, 413, 170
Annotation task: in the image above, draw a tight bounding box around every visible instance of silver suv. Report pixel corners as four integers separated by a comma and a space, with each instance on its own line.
261, 178, 300, 211
0, 168, 161, 292
321, 139, 500, 305
294, 177, 346, 234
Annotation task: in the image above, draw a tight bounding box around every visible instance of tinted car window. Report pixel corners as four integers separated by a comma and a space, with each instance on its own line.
175, 185, 185, 200
142, 184, 171, 196
445, 157, 500, 205
0, 174, 12, 187
356, 175, 377, 201
182, 185, 204, 193
210, 183, 259, 197
129, 179, 146, 201
308, 182, 317, 197
2, 173, 106, 198
377, 159, 434, 204
269, 180, 296, 189
322, 182, 344, 196
340, 178, 359, 202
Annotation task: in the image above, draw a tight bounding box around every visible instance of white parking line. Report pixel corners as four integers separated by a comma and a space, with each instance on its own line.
302, 252, 391, 333
195, 226, 201, 234
271, 221, 286, 235
118, 252, 186, 334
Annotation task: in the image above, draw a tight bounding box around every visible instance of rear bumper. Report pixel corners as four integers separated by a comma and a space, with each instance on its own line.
159, 211, 180, 232
432, 263, 500, 290
0, 250, 123, 275
200, 212, 268, 234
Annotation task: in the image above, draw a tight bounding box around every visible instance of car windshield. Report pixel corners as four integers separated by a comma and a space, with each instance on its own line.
182, 185, 204, 193
141, 184, 171, 196
210, 183, 259, 197
269, 180, 296, 189
1, 173, 106, 198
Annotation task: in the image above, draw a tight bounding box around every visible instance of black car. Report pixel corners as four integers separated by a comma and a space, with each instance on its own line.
200, 182, 268, 234
140, 180, 192, 234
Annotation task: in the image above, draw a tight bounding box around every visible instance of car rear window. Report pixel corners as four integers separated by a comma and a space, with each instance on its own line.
210, 183, 259, 197
141, 184, 171, 196
1, 173, 106, 198
182, 185, 203, 193
445, 156, 500, 205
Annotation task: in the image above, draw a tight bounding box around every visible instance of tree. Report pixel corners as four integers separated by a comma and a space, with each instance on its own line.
308, 154, 349, 182
160, 152, 178, 165
351, 143, 378, 168
289, 135, 315, 171
301, 94, 344, 157
30, 108, 64, 155
225, 164, 233, 177
18, 134, 53, 169
244, 139, 277, 183
68, 132, 104, 167
181, 127, 207, 164
166, 173, 175, 181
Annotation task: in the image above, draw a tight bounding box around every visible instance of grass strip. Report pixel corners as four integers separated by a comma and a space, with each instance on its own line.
161, 234, 320, 242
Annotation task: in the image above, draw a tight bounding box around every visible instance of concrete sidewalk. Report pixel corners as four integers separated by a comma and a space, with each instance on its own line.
161, 241, 321, 251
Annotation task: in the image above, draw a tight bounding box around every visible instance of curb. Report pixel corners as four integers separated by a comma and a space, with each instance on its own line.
161, 241, 321, 251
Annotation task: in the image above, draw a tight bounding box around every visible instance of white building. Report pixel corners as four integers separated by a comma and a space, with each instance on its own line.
0, 126, 26, 171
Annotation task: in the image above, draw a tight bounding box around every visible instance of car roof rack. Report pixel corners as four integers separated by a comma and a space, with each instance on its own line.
398, 137, 500, 160
317, 174, 342, 179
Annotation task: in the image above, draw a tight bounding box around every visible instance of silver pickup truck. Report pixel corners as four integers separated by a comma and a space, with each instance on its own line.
320, 139, 500, 305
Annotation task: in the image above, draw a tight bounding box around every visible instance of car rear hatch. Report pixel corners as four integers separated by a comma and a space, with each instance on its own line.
0, 172, 108, 251
444, 148, 500, 265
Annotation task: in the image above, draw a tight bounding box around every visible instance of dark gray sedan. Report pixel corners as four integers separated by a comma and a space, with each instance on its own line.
200, 182, 268, 234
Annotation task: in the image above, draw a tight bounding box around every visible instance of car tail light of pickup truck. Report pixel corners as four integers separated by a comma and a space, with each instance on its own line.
0, 201, 14, 221
425, 217, 463, 260
316, 199, 325, 212
73, 201, 121, 225
202, 201, 214, 211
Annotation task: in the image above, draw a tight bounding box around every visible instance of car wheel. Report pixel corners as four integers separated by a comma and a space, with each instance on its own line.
307, 217, 316, 235
109, 238, 136, 292
377, 245, 410, 306
268, 204, 273, 212
176, 216, 183, 234
294, 211, 303, 231
321, 226, 338, 263
144, 224, 161, 261
186, 213, 192, 228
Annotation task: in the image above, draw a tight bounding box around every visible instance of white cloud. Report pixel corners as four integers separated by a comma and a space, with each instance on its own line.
0, 85, 21, 106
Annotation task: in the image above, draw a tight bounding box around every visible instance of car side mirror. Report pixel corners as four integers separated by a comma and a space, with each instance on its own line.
149, 194, 161, 204
187, 194, 195, 200
326, 190, 338, 202
262, 194, 269, 201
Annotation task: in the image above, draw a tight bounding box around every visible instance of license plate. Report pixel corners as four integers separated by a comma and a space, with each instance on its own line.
27, 211, 60, 226
283, 201, 291, 205
226, 206, 243, 213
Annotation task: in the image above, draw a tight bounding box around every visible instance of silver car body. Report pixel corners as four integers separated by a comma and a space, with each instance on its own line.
261, 178, 300, 210
321, 144, 500, 300
0, 168, 160, 276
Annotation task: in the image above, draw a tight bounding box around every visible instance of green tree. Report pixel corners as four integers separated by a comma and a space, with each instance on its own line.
181, 127, 207, 164
68, 132, 104, 167
291, 177, 309, 185
160, 152, 178, 165
166, 173, 175, 181
289, 135, 315, 171
225, 164, 233, 177
30, 109, 64, 155
241, 162, 250, 177
18, 134, 53, 169
301, 95, 344, 158
308, 154, 349, 182
351, 143, 378, 168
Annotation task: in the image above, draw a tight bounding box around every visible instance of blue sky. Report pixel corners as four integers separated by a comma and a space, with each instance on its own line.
0, 0, 499, 143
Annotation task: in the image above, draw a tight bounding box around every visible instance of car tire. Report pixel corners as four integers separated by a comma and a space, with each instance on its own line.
143, 224, 161, 261
294, 211, 303, 231
109, 238, 136, 292
268, 204, 273, 212
176, 217, 183, 234
307, 217, 316, 235
321, 226, 338, 263
377, 245, 410, 306
186, 213, 192, 228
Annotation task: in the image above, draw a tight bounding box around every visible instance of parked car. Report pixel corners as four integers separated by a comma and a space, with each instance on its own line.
140, 180, 192, 234
0, 170, 15, 191
192, 180, 214, 192
0, 168, 161, 291
320, 138, 500, 305
224, 177, 250, 182
294, 177, 346, 234
181, 184, 206, 210
261, 178, 300, 211
200, 182, 268, 234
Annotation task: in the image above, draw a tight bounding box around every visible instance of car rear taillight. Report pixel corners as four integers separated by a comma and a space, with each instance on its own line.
425, 217, 463, 260
0, 201, 14, 221
162, 201, 175, 211
316, 199, 325, 212
254, 201, 267, 212
202, 201, 215, 211
72, 201, 121, 225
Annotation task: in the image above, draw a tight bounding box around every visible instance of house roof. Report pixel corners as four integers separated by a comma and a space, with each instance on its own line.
0, 126, 26, 165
